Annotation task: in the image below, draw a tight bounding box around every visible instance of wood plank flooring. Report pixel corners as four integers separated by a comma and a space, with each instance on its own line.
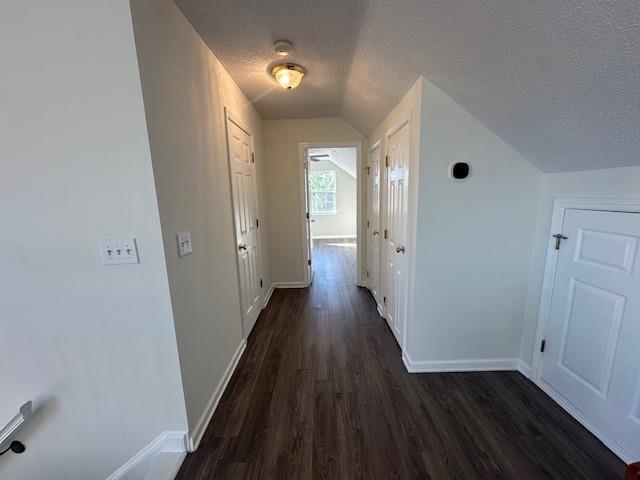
176, 238, 624, 479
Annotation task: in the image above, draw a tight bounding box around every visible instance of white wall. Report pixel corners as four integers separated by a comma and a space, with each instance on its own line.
310, 157, 357, 238
264, 118, 366, 284
369, 78, 541, 367
0, 2, 188, 479
130, 0, 270, 445
519, 166, 640, 367
408, 79, 541, 364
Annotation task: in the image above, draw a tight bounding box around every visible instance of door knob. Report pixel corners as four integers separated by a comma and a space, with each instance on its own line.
373, 230, 379, 236
238, 243, 247, 251
396, 245, 405, 254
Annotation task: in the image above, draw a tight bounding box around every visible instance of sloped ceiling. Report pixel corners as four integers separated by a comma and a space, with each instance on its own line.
175, 0, 640, 173
309, 148, 358, 178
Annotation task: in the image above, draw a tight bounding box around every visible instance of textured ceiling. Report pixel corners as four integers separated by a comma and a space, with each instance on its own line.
175, 0, 640, 172
174, 0, 366, 119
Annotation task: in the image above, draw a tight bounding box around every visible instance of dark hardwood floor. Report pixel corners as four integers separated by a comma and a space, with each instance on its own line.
176, 238, 624, 479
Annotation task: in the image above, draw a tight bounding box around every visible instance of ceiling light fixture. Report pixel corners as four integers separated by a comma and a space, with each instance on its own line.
274, 40, 294, 57
272, 63, 306, 91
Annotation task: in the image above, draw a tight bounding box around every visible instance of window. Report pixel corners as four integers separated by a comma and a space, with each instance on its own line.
309, 170, 336, 214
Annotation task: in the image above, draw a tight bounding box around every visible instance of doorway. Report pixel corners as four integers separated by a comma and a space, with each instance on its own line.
299, 143, 363, 286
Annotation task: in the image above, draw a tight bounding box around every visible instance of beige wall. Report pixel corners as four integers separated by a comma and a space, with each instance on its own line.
0, 2, 187, 479
310, 158, 357, 238
264, 118, 366, 284
130, 0, 270, 443
520, 166, 640, 367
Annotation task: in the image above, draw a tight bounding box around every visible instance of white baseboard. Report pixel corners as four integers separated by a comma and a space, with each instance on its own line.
311, 235, 356, 240
107, 431, 188, 480
187, 339, 247, 451
533, 377, 633, 463
272, 281, 308, 288
516, 360, 532, 378
402, 351, 520, 373
263, 284, 275, 309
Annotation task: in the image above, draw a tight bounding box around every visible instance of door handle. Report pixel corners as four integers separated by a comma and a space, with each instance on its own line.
372, 230, 379, 236
396, 245, 405, 254
238, 243, 247, 251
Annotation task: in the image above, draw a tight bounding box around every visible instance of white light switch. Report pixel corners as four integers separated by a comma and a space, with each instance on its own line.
100, 238, 139, 265
177, 231, 192, 257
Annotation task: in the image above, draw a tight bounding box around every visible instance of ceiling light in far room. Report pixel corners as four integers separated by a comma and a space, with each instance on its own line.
272, 63, 306, 91
274, 39, 294, 57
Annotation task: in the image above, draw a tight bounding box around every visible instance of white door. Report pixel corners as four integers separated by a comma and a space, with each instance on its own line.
384, 121, 410, 345
226, 115, 262, 337
303, 149, 314, 284
367, 145, 382, 310
541, 208, 640, 459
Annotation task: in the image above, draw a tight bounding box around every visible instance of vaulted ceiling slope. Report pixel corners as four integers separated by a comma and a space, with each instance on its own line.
175, 0, 640, 173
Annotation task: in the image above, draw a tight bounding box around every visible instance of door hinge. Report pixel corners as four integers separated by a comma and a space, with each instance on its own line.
366, 270, 369, 278
260, 279, 263, 288
367, 220, 370, 228
256, 218, 259, 228
540, 339, 546, 353
251, 152, 255, 163
308, 259, 312, 266
383, 229, 388, 240
366, 166, 371, 175
385, 155, 389, 168
383, 296, 387, 305
552, 233, 568, 250
306, 212, 310, 220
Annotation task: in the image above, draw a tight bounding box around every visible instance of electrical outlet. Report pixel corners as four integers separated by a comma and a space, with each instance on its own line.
100, 238, 139, 265
177, 231, 192, 257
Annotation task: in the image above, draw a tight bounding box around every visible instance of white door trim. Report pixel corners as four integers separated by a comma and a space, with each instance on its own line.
531, 195, 640, 463
224, 107, 264, 338
297, 141, 364, 287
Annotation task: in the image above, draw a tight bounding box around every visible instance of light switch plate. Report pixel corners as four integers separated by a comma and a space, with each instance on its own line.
100, 238, 139, 265
177, 231, 192, 257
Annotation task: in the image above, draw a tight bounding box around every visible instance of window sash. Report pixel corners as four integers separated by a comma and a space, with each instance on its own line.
309, 171, 336, 214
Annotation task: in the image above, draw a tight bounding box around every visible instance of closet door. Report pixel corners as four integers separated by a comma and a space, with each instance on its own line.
384, 119, 410, 346
367, 144, 382, 311
226, 113, 263, 337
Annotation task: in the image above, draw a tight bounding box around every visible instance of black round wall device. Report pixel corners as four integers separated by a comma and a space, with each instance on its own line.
449, 162, 471, 181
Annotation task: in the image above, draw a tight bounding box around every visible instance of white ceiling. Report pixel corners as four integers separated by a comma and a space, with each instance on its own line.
175, 0, 640, 173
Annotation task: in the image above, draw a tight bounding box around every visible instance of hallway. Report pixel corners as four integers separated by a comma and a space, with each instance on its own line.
176, 241, 623, 479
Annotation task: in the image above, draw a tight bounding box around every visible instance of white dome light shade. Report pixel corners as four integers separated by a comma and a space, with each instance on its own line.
272, 63, 306, 90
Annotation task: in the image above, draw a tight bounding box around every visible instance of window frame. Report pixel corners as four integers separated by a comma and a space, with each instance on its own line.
309, 170, 337, 215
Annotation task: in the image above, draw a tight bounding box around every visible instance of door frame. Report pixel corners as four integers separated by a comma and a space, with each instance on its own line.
367, 140, 384, 316
532, 195, 640, 463
298, 141, 364, 287
224, 107, 264, 338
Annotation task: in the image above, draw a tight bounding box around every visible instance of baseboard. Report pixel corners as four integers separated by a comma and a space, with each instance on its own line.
516, 360, 532, 378
272, 281, 308, 288
187, 339, 247, 451
533, 377, 633, 463
311, 235, 356, 240
262, 284, 275, 309
402, 351, 520, 373
107, 431, 188, 480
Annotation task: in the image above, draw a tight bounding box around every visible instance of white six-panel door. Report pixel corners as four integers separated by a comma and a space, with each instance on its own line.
384, 121, 410, 346
541, 208, 640, 459
367, 144, 382, 311
226, 115, 262, 337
